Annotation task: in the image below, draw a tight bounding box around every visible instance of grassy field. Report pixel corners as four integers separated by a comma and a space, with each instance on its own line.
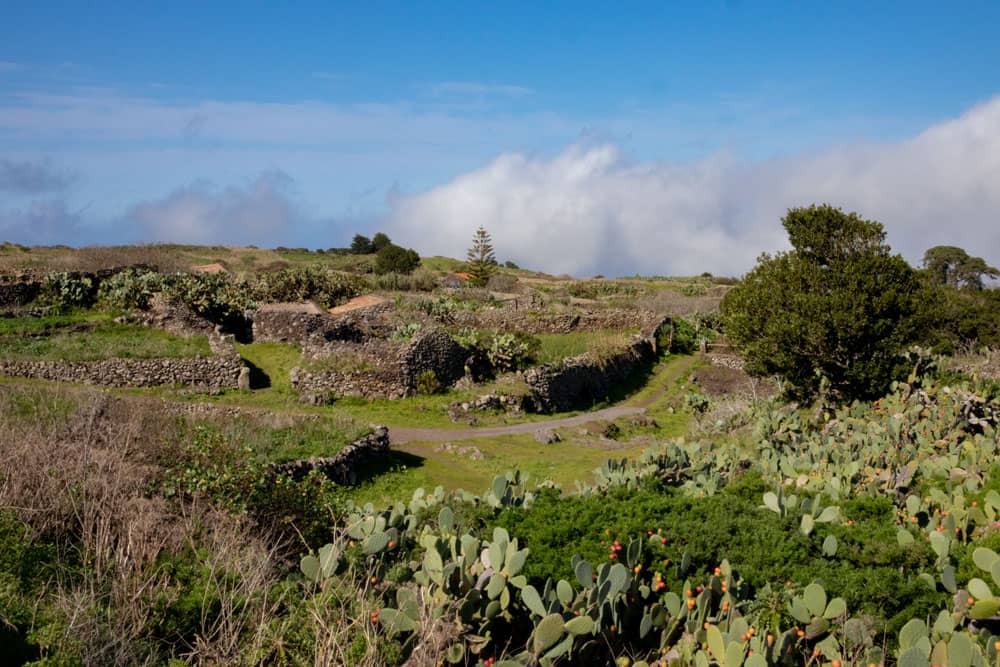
347, 434, 652, 506
0, 318, 212, 362
534, 329, 638, 363
0, 311, 113, 335
190, 340, 585, 429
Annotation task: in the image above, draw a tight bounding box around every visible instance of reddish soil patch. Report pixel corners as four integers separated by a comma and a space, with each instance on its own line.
190, 262, 228, 274
328, 294, 388, 315
258, 301, 325, 314
690, 365, 777, 399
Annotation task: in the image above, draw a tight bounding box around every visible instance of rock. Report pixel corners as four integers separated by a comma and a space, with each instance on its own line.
535, 429, 561, 444
238, 366, 251, 390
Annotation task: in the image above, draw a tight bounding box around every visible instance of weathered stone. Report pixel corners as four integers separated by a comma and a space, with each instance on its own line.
524, 336, 658, 413
534, 429, 561, 444
237, 366, 251, 390
0, 334, 245, 389
269, 426, 390, 485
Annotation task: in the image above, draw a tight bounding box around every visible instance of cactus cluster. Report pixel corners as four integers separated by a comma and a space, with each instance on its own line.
296, 378, 1000, 665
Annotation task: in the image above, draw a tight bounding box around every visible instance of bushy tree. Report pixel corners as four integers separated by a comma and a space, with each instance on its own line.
349, 234, 374, 254
923, 245, 999, 290
371, 232, 392, 252
466, 226, 497, 287
721, 204, 921, 402
374, 243, 420, 275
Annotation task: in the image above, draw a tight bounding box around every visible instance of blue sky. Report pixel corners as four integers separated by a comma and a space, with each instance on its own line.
2, 2, 999, 275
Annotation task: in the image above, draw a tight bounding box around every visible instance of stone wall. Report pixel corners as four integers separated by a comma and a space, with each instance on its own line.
269, 426, 390, 485
0, 278, 41, 309
523, 337, 657, 413
291, 328, 469, 400
451, 309, 663, 334
141, 293, 216, 336
400, 328, 467, 389
0, 335, 245, 389
291, 366, 409, 401
251, 309, 365, 346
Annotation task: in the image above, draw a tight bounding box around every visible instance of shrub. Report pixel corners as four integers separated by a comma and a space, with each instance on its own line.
164, 272, 255, 325
721, 204, 921, 402
487, 331, 539, 372
414, 370, 442, 395
666, 317, 698, 354
374, 244, 420, 275
255, 265, 363, 308
567, 280, 639, 300
39, 271, 96, 310
390, 322, 422, 341
96, 268, 167, 310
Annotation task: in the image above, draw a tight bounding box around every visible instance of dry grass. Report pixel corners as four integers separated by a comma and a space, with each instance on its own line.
0, 387, 287, 664
638, 285, 727, 316
0, 383, 461, 665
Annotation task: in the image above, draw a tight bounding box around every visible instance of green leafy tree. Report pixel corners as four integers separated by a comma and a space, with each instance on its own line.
349, 234, 374, 254
721, 204, 921, 402
466, 226, 497, 287
371, 232, 392, 251
374, 243, 420, 275
923, 245, 999, 290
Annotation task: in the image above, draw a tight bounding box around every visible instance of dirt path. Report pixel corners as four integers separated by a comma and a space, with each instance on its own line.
390, 405, 645, 444
390, 355, 697, 445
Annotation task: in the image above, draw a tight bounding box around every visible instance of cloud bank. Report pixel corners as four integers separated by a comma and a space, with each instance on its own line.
0, 159, 76, 194
387, 96, 1000, 277
120, 171, 311, 247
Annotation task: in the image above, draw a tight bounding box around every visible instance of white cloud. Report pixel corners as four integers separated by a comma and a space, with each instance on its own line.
387, 96, 1000, 276
0, 158, 77, 194
121, 171, 308, 246
0, 200, 85, 245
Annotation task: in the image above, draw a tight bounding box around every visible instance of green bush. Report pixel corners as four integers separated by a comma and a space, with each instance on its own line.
39, 272, 96, 310
255, 265, 363, 308
493, 480, 941, 632
722, 204, 921, 402
96, 268, 167, 310
374, 244, 420, 275
415, 369, 442, 395
163, 272, 255, 325
160, 426, 345, 547
568, 280, 639, 299
487, 331, 540, 372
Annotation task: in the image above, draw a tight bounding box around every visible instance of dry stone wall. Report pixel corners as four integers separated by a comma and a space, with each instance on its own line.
251, 309, 365, 346
523, 336, 657, 413
291, 327, 469, 400
0, 277, 41, 309
450, 309, 663, 334
269, 426, 390, 485
0, 349, 244, 389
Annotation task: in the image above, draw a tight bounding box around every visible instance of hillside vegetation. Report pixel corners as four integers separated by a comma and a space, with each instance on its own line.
2, 208, 1000, 666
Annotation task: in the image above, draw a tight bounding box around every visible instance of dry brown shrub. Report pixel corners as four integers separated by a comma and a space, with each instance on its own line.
0, 386, 287, 665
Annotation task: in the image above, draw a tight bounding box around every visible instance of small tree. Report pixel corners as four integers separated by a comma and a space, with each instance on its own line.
721, 204, 921, 402
923, 245, 999, 290
466, 226, 497, 288
371, 232, 392, 252
374, 243, 420, 275
350, 234, 374, 254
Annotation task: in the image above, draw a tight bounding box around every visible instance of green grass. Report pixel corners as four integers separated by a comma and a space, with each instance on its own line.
0, 311, 114, 336
0, 322, 211, 362
213, 341, 577, 429
299, 350, 376, 374
419, 256, 466, 272
534, 329, 638, 364
347, 434, 651, 507
234, 341, 302, 392
220, 416, 370, 462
